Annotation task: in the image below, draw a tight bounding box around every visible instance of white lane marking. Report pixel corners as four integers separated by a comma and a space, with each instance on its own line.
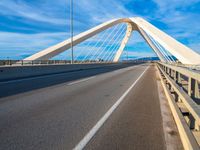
73, 65, 150, 150
67, 76, 96, 86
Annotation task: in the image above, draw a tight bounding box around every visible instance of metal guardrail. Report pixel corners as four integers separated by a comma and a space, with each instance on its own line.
158, 62, 200, 99
0, 60, 149, 67
0, 60, 72, 66
172, 63, 200, 71
157, 62, 200, 149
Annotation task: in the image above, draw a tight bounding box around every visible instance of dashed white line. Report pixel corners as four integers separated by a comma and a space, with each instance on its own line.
73, 65, 149, 150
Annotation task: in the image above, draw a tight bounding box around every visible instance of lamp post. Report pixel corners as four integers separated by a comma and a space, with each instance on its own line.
70, 0, 74, 64
126, 51, 128, 61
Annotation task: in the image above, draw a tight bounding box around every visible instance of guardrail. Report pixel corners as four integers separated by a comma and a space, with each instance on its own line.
171, 63, 200, 71
0, 60, 147, 66
157, 62, 200, 149
0, 60, 99, 66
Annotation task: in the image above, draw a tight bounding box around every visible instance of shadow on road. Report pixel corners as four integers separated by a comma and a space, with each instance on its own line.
0, 62, 146, 98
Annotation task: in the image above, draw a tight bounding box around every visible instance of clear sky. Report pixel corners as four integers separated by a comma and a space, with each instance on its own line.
0, 0, 200, 59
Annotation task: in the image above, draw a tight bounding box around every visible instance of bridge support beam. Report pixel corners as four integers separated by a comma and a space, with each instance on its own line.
24, 17, 200, 65
137, 27, 166, 62
113, 23, 132, 62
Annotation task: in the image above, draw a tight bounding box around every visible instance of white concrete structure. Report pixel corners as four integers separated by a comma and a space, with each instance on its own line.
24, 17, 200, 65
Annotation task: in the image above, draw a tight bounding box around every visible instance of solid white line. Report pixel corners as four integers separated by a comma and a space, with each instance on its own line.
67, 76, 96, 85
73, 65, 150, 150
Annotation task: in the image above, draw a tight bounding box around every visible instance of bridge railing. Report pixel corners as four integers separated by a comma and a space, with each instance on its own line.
157, 62, 200, 148
0, 60, 114, 66
0, 60, 148, 67
0, 60, 70, 66
167, 62, 200, 71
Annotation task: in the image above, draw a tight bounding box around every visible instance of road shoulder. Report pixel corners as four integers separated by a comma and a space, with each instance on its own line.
156, 65, 183, 150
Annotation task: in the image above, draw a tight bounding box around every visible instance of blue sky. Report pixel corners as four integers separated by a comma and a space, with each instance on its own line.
0, 0, 200, 59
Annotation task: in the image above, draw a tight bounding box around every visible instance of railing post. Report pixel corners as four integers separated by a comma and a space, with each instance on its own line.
175, 71, 181, 83
188, 77, 195, 97
167, 67, 170, 75
175, 71, 178, 83
189, 79, 200, 99
179, 73, 182, 84
194, 80, 200, 98
188, 77, 191, 96
172, 70, 175, 79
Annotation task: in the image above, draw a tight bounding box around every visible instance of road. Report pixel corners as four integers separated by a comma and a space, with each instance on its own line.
0, 63, 166, 150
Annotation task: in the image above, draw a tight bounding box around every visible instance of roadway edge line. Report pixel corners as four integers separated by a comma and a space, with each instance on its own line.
73, 65, 150, 150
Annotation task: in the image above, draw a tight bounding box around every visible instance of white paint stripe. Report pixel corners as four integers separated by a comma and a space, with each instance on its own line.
73, 65, 150, 150
67, 76, 96, 85
111, 65, 140, 74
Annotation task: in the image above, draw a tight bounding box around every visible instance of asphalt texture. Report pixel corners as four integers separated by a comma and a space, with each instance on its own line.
0, 63, 166, 150
0, 63, 142, 98
85, 65, 166, 150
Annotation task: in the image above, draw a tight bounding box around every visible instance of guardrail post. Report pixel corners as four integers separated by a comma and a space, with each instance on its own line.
164, 65, 166, 72
166, 67, 169, 74
172, 70, 175, 79
175, 71, 181, 85
189, 115, 200, 131
171, 70, 173, 78
169, 68, 172, 77
189, 79, 200, 99
173, 70, 175, 78
194, 80, 200, 98
188, 77, 196, 97
188, 77, 192, 96
188, 115, 195, 129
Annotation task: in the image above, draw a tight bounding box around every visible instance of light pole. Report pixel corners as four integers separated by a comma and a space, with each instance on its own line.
70, 0, 74, 64
126, 51, 128, 61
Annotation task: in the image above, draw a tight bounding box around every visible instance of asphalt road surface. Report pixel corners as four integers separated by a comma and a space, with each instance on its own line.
0, 63, 166, 150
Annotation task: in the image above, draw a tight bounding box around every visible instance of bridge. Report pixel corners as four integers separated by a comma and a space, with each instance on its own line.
0, 17, 200, 150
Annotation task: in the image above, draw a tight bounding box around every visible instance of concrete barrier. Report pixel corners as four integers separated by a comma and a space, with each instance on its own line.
0, 63, 126, 82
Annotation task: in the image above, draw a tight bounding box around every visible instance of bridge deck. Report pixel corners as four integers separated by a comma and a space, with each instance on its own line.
86, 65, 166, 149
0, 63, 182, 149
